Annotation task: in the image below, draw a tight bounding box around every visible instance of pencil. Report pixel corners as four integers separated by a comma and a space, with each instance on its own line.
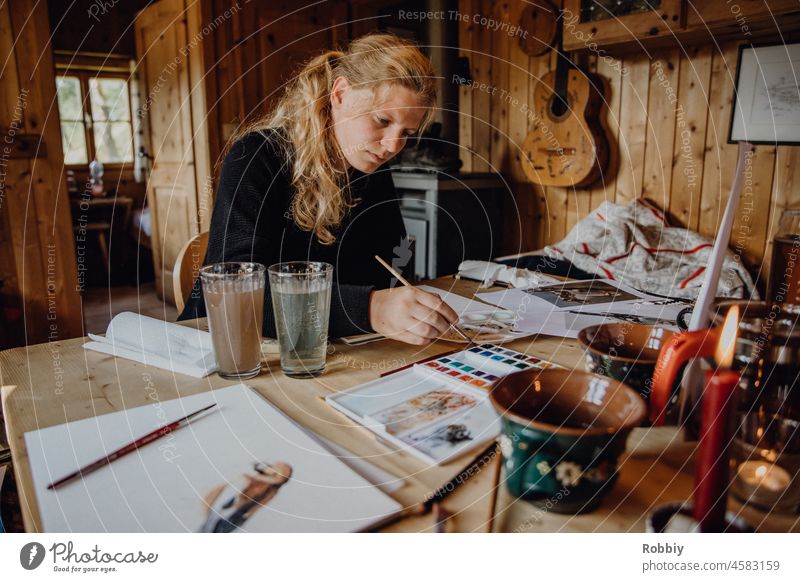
46, 403, 218, 490
374, 255, 473, 345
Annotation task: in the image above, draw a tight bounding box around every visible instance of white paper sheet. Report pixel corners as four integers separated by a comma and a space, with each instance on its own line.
25, 384, 402, 532
418, 285, 529, 341
417, 285, 507, 315
477, 286, 685, 339
83, 312, 217, 378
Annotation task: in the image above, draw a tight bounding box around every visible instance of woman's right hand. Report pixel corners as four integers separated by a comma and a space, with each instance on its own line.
368, 287, 459, 345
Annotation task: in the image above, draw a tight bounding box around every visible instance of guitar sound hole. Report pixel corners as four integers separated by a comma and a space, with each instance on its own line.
549, 93, 570, 120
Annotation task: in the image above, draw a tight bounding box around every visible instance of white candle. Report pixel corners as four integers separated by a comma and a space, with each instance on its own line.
736, 460, 792, 502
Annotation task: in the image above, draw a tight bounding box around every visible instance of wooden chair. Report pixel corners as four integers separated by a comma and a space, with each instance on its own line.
172, 231, 209, 313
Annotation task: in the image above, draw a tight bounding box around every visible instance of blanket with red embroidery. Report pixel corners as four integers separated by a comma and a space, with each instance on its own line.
544, 199, 757, 300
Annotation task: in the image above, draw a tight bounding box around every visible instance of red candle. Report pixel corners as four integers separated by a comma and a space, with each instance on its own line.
693, 306, 740, 533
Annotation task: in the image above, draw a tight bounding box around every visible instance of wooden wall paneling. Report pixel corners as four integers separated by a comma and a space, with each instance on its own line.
614, 53, 650, 205
212, 0, 241, 144
590, 53, 624, 214
1, 164, 48, 344
174, 1, 201, 238
6, 3, 52, 343
505, 0, 529, 184
458, 0, 474, 172
0, 209, 24, 347
329, 2, 348, 48
231, 0, 247, 125
489, 0, 509, 174
455, 3, 792, 274
0, 3, 18, 124
642, 48, 680, 213
698, 42, 739, 240
542, 48, 568, 246
232, 2, 256, 120
470, 0, 492, 172
669, 44, 712, 232
196, 0, 222, 184
733, 143, 775, 285
186, 0, 214, 232
20, 0, 81, 318
566, 52, 598, 236
0, 1, 30, 344
2, 0, 82, 343
527, 47, 551, 249
503, 0, 533, 253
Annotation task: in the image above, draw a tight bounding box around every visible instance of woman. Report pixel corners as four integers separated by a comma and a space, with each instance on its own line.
179, 33, 458, 345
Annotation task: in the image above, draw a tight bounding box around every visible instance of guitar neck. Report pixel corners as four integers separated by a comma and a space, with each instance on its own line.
553, 31, 572, 112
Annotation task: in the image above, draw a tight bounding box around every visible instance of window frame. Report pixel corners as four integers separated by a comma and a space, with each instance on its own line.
57, 70, 135, 170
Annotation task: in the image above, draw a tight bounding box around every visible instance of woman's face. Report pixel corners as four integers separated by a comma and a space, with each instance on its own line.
330, 78, 428, 173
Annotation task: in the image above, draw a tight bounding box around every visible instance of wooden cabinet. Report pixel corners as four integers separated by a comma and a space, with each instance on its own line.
562, 0, 800, 54
562, 0, 684, 52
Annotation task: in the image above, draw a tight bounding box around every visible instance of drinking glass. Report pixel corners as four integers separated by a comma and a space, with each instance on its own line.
768, 208, 800, 310
268, 262, 333, 378
200, 262, 266, 380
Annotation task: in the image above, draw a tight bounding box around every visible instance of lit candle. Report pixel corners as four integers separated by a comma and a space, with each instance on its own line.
735, 460, 792, 508
693, 306, 741, 533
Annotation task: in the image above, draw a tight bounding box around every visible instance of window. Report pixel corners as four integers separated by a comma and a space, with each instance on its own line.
56, 74, 134, 166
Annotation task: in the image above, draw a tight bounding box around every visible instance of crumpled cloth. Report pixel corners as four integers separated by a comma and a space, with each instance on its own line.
457, 260, 558, 289
544, 199, 758, 300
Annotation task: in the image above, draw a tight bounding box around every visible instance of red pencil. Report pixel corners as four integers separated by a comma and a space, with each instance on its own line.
46, 403, 218, 490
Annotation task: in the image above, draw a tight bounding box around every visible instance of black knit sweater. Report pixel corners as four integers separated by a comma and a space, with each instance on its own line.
177, 130, 408, 337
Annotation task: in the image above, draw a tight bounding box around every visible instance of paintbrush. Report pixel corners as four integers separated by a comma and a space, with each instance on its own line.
47, 403, 218, 490
374, 255, 474, 345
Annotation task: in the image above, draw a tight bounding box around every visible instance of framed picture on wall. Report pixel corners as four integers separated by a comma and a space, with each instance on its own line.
729, 42, 800, 144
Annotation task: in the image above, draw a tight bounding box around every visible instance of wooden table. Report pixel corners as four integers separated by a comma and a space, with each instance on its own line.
1, 278, 797, 532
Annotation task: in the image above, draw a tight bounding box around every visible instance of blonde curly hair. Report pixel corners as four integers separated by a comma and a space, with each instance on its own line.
230, 33, 437, 245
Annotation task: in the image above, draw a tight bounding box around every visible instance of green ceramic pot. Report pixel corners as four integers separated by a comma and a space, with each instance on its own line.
490, 368, 646, 514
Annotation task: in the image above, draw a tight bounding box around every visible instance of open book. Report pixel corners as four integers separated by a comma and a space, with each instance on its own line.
83, 312, 218, 377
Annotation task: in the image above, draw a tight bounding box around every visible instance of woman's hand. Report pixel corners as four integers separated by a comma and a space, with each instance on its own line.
368, 287, 459, 345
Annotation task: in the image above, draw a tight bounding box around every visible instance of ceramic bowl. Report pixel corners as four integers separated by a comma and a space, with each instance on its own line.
490, 368, 646, 513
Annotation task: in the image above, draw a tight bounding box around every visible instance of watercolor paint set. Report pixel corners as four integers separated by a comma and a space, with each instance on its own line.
326, 344, 560, 465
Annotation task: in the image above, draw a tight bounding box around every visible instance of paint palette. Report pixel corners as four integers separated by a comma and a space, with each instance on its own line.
326, 344, 560, 465
421, 344, 560, 389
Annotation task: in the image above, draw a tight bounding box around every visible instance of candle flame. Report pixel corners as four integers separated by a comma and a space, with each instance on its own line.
755, 465, 767, 479
714, 305, 739, 368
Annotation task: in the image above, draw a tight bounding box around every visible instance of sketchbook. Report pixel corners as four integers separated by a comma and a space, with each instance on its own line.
83, 311, 218, 378
24, 384, 402, 532
327, 344, 562, 465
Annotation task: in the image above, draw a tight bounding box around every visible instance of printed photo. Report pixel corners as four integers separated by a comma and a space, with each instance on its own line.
524, 280, 639, 309
369, 389, 478, 436
400, 402, 501, 463
198, 461, 293, 533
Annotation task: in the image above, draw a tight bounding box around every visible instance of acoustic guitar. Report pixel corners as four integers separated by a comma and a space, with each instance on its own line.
521, 36, 609, 188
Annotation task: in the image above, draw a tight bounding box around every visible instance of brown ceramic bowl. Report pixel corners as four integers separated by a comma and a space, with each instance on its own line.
490, 368, 646, 513
578, 322, 675, 402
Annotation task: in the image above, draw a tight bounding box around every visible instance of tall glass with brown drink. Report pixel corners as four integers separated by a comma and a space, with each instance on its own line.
768, 209, 800, 311
200, 262, 266, 380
